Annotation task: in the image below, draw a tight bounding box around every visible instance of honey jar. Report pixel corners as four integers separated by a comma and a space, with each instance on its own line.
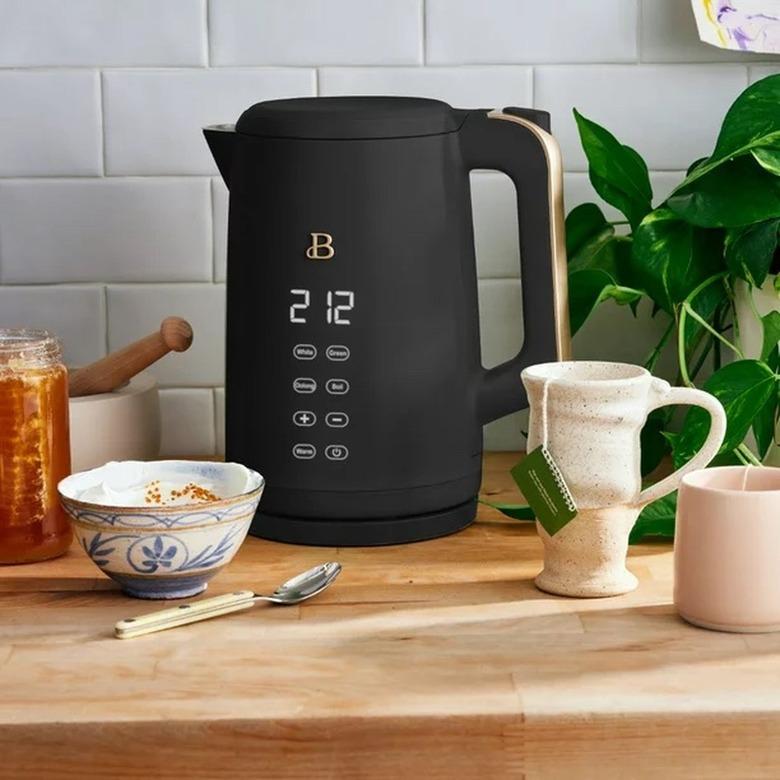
0, 330, 72, 563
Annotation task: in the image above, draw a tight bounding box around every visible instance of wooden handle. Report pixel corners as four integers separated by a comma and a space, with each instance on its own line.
69, 317, 193, 397
115, 590, 256, 639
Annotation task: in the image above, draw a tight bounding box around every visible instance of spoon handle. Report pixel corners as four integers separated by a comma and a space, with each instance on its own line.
115, 590, 256, 639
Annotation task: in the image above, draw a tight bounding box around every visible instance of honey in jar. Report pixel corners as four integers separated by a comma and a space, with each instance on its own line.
0, 330, 72, 563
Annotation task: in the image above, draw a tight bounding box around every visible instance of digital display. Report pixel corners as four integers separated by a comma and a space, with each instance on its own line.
289, 289, 354, 325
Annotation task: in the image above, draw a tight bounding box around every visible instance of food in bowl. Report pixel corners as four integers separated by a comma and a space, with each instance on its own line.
58, 460, 264, 599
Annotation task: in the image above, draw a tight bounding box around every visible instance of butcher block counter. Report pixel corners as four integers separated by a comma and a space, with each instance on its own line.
2, 452, 780, 779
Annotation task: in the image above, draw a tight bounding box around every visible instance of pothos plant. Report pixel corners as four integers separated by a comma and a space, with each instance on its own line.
494, 73, 780, 542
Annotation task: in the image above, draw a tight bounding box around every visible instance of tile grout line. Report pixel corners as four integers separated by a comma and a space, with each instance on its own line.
420, 0, 427, 65
204, 0, 211, 68
97, 70, 107, 176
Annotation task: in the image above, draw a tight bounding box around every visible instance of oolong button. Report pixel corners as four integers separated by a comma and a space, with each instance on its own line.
292, 443, 316, 460
326, 345, 350, 362
293, 377, 317, 394
293, 344, 317, 360
325, 444, 349, 461
325, 412, 349, 428
325, 378, 349, 395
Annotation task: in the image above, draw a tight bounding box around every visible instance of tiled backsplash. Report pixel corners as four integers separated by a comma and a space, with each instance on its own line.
0, 0, 776, 456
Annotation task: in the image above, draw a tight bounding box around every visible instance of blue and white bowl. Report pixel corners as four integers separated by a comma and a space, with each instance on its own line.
58, 460, 264, 599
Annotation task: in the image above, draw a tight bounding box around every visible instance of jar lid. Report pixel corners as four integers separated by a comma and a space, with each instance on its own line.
234, 96, 465, 140
0, 329, 62, 368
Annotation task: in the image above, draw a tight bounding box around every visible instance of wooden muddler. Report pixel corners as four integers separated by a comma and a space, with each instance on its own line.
68, 317, 193, 398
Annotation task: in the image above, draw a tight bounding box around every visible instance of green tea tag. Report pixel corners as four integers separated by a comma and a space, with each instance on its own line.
510, 446, 577, 536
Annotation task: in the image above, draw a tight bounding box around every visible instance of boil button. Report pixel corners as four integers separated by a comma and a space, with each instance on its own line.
326, 378, 349, 395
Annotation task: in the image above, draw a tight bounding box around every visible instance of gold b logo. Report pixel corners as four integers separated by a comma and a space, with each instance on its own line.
306, 232, 335, 260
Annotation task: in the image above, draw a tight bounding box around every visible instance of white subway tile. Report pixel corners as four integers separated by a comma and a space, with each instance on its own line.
471, 172, 521, 279
212, 178, 228, 283
0, 285, 105, 366
750, 65, 780, 84
478, 279, 525, 451
210, 0, 422, 66
215, 387, 225, 456
0, 71, 100, 177
159, 389, 216, 458
573, 299, 677, 381
478, 279, 524, 369
319, 66, 532, 108
536, 65, 746, 171
640, 0, 766, 63
426, 0, 637, 65
563, 171, 686, 222
0, 179, 211, 284
0, 0, 206, 67
484, 411, 527, 451
103, 69, 315, 176
107, 284, 225, 387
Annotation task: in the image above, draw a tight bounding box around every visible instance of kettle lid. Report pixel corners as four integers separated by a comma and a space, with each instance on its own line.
235, 96, 464, 140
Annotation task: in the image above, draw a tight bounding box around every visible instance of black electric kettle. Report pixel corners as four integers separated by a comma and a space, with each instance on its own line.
205, 96, 568, 546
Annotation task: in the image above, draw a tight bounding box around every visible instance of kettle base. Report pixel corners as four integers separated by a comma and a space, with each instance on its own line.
249, 498, 477, 546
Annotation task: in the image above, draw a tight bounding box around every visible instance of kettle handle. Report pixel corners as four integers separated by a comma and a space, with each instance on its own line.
460, 107, 570, 424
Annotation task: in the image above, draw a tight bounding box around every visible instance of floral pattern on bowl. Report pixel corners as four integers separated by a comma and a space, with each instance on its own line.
58, 460, 264, 599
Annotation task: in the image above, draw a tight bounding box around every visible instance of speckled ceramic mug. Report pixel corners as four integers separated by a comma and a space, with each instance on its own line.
522, 361, 726, 598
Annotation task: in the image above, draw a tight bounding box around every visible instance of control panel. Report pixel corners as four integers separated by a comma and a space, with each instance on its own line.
288, 288, 354, 463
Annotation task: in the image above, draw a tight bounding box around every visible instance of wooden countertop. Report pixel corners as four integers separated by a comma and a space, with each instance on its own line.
1, 452, 779, 778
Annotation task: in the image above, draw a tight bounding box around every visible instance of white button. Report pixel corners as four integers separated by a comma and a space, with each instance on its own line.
325, 444, 349, 461
292, 443, 316, 459
326, 344, 350, 362
325, 412, 349, 428
293, 411, 316, 427
325, 378, 349, 395
293, 344, 317, 360
293, 377, 316, 394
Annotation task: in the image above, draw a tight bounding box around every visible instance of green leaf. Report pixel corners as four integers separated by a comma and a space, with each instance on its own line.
667, 155, 780, 228
573, 109, 652, 230
481, 501, 535, 521
674, 74, 780, 190
568, 268, 643, 335
629, 493, 677, 544
753, 146, 780, 176
640, 407, 672, 477
761, 310, 780, 362
752, 391, 777, 460
725, 219, 780, 286
631, 208, 723, 313
673, 360, 777, 468
566, 203, 612, 259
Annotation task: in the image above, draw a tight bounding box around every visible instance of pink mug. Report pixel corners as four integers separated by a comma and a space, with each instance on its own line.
675, 466, 780, 633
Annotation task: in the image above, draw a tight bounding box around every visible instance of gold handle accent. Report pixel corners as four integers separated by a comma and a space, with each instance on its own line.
487, 110, 571, 360
114, 590, 256, 639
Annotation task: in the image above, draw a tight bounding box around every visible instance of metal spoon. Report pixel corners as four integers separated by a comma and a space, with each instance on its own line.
114, 562, 342, 639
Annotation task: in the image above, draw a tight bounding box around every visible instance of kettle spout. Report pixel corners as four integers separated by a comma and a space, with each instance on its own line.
203, 125, 236, 188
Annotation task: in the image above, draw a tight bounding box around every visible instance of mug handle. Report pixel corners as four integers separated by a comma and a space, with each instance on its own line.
633, 378, 727, 508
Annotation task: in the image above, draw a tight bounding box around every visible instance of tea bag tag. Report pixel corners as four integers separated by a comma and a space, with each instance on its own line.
511, 379, 577, 537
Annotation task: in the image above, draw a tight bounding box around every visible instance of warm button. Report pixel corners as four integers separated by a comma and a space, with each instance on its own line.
326, 345, 350, 362
325, 378, 349, 395
292, 443, 316, 460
